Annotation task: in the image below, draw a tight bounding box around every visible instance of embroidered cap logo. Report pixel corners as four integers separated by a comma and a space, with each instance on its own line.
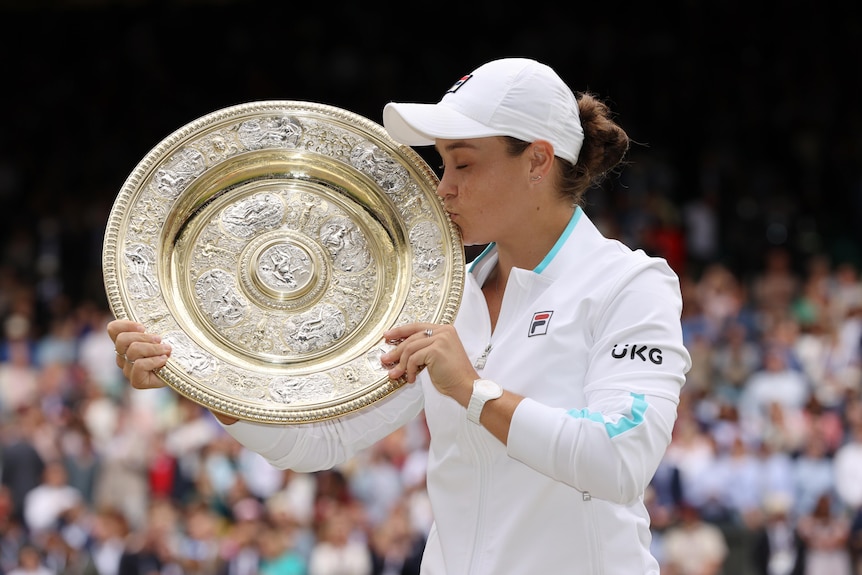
446, 74, 473, 94
528, 311, 553, 337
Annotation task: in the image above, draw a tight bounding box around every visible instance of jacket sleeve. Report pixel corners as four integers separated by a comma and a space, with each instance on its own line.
507, 259, 691, 503
219, 382, 425, 472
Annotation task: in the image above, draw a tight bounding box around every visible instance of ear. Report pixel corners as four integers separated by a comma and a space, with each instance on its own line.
529, 140, 555, 181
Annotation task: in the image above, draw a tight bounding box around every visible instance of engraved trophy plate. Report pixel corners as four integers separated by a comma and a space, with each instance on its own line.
102, 101, 464, 424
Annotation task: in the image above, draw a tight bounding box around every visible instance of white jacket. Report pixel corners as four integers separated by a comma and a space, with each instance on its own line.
222, 208, 691, 574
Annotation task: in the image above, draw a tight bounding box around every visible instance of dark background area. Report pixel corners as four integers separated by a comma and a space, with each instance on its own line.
1, 0, 860, 333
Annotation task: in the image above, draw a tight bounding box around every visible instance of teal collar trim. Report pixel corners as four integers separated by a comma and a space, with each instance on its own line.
534, 206, 582, 274
467, 206, 583, 275
468, 242, 496, 274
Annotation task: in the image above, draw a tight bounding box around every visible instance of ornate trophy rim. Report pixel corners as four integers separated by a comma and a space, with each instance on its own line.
102, 100, 464, 424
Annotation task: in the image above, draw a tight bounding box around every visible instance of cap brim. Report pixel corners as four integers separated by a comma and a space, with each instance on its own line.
383, 102, 504, 146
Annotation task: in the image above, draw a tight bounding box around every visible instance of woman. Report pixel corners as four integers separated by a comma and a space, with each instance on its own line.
109, 57, 691, 574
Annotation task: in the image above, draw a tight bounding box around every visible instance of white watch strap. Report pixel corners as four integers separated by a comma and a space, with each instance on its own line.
467, 394, 485, 425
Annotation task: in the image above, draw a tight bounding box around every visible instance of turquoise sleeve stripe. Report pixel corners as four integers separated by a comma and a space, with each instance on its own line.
565, 392, 647, 438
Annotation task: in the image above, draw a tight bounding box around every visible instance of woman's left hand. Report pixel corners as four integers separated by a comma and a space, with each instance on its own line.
380, 323, 478, 399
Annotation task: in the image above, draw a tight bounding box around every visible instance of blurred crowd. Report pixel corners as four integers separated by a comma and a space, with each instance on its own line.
1, 217, 861, 575
0, 129, 859, 574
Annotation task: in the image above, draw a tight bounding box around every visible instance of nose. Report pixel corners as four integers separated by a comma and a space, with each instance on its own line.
436, 171, 456, 200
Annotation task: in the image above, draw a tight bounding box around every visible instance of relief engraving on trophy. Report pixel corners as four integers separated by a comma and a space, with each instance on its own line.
319, 216, 372, 273
283, 303, 347, 355
151, 147, 207, 199
196, 131, 242, 164
409, 220, 445, 278
270, 373, 335, 405
238, 116, 303, 150
301, 119, 356, 159
194, 269, 248, 328
216, 369, 267, 401
256, 242, 314, 296
348, 141, 410, 193
220, 192, 285, 239
162, 331, 218, 378
124, 243, 161, 300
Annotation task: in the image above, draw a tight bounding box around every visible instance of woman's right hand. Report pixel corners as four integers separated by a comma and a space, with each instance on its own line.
106, 319, 238, 425
106, 319, 171, 390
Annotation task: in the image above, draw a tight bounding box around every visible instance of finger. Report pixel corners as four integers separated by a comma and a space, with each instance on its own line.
403, 346, 432, 383
385, 334, 435, 383
115, 331, 164, 356
106, 319, 145, 342
127, 354, 170, 389
382, 323, 434, 343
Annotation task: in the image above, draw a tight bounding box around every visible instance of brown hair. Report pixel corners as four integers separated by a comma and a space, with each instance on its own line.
505, 91, 630, 206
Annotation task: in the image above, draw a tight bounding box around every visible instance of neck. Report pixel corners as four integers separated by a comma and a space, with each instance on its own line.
495, 203, 575, 272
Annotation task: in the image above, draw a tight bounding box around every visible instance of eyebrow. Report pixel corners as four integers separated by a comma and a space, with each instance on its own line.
435, 141, 479, 154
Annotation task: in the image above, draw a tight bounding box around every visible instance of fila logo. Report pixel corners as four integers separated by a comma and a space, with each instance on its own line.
528, 311, 553, 337
611, 344, 664, 365
447, 74, 473, 94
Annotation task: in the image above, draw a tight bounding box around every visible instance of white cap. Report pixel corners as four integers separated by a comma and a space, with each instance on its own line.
383, 58, 584, 164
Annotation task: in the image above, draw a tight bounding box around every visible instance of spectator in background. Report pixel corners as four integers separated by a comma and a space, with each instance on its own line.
117, 497, 182, 574
349, 430, 407, 529
738, 344, 811, 437
799, 395, 845, 455
0, 485, 28, 573
795, 492, 853, 575
696, 263, 746, 343
175, 500, 222, 575
58, 414, 101, 506
756, 442, 797, 516
711, 320, 762, 403
258, 517, 307, 575
87, 505, 131, 575
682, 190, 720, 275
21, 460, 82, 539
308, 503, 372, 575
0, 406, 45, 527
751, 493, 804, 575
661, 501, 728, 575
760, 401, 808, 455
215, 497, 265, 575
92, 404, 150, 531
76, 305, 126, 400
791, 435, 836, 519
368, 501, 423, 575
6, 542, 53, 575
830, 262, 862, 327
664, 409, 718, 508
796, 318, 861, 410
0, 313, 39, 414
752, 248, 801, 334
834, 420, 862, 573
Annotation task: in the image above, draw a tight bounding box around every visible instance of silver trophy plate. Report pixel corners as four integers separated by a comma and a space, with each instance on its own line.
102, 101, 463, 424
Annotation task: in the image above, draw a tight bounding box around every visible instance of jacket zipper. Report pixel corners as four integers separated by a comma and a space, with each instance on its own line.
474, 343, 492, 369
582, 491, 605, 575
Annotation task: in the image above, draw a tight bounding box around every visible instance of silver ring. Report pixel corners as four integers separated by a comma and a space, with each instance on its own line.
116, 349, 134, 366
424, 329, 433, 338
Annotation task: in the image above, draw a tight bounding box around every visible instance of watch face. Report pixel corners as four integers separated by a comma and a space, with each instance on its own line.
476, 379, 501, 397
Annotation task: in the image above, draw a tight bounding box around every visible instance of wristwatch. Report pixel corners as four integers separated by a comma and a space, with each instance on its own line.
467, 379, 503, 424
